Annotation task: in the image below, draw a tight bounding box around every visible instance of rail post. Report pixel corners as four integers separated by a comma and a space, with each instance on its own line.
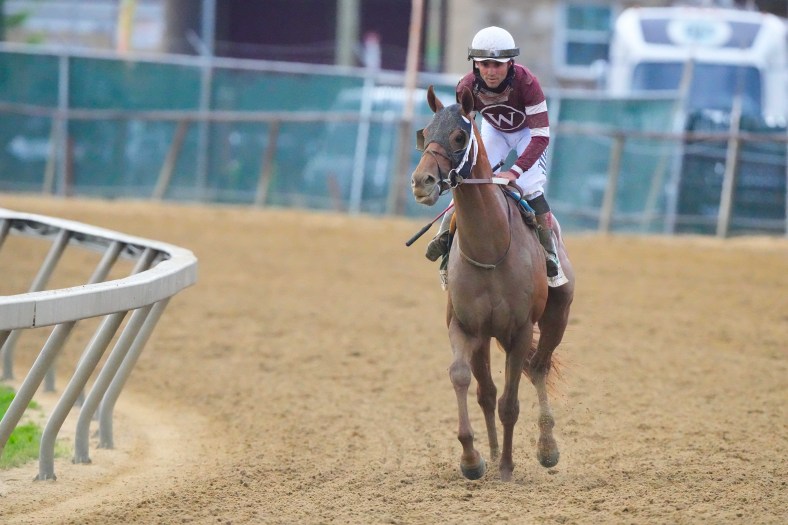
716, 95, 743, 238
254, 120, 280, 207
99, 299, 170, 449
598, 133, 625, 233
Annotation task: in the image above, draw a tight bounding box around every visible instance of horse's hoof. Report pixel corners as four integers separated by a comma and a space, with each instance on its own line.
537, 447, 560, 468
460, 457, 486, 480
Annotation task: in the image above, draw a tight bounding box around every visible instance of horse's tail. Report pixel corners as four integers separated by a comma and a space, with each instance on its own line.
524, 326, 564, 396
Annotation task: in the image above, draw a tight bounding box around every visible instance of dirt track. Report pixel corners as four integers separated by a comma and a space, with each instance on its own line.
0, 194, 786, 524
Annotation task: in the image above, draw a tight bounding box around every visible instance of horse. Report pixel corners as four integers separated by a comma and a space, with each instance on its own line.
409, 86, 575, 481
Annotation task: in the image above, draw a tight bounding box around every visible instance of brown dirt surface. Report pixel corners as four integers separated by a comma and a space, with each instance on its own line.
0, 194, 786, 524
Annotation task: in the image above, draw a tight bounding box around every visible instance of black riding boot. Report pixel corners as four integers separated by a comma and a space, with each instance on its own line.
425, 210, 453, 262
535, 212, 560, 278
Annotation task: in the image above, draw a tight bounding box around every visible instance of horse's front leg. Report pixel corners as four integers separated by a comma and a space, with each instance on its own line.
498, 328, 532, 481
470, 339, 499, 461
448, 322, 486, 480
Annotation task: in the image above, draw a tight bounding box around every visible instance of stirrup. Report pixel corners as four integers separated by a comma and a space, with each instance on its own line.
438, 253, 449, 290
545, 254, 560, 278
547, 257, 568, 288
439, 268, 448, 291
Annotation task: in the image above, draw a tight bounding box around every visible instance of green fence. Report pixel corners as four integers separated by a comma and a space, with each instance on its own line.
1, 45, 785, 234
677, 111, 787, 235
548, 94, 682, 233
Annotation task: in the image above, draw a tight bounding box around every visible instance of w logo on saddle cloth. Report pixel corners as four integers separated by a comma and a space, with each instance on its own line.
481, 105, 526, 131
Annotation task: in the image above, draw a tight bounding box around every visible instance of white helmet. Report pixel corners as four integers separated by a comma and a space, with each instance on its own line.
468, 26, 519, 62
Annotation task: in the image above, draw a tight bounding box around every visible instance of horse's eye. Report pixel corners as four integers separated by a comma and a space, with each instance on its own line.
453, 131, 468, 151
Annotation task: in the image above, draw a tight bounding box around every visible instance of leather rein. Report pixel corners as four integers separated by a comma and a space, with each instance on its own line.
422, 149, 508, 195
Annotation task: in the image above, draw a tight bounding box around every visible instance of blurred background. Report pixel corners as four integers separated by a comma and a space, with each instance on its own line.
0, 0, 786, 236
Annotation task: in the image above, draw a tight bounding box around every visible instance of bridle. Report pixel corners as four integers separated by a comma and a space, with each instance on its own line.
457, 196, 513, 270
416, 113, 508, 195
416, 109, 512, 269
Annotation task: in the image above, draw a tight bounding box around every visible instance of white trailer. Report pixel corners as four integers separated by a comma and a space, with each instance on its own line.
607, 6, 787, 123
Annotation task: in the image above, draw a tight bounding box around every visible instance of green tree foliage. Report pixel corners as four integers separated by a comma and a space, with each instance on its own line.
0, 0, 36, 42
0, 385, 44, 469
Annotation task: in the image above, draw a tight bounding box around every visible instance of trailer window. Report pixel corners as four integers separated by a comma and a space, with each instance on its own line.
632, 62, 762, 115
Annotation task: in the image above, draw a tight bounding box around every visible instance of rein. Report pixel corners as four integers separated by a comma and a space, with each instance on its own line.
457, 192, 513, 270
422, 141, 508, 195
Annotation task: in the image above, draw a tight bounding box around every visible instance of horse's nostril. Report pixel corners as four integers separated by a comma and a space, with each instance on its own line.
412, 172, 437, 191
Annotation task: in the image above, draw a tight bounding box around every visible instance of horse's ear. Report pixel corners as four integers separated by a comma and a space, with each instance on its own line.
427, 85, 443, 113
459, 87, 474, 117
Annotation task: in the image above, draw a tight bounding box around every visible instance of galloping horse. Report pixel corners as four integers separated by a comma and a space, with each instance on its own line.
410, 86, 575, 481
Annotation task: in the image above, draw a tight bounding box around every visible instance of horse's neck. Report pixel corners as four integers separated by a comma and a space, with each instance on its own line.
455, 134, 506, 222
453, 128, 511, 250
453, 173, 510, 251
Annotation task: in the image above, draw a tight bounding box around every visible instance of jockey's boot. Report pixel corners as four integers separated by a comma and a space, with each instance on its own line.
535, 212, 568, 287
425, 210, 453, 262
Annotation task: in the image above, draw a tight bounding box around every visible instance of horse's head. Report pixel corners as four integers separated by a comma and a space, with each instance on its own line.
410, 86, 477, 206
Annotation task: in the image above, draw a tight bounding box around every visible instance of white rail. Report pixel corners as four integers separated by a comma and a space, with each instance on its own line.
0, 207, 197, 480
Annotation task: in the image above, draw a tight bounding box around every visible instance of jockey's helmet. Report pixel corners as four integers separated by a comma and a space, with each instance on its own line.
467, 26, 519, 62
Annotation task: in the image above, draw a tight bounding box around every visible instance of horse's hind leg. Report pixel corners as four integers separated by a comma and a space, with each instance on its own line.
448, 325, 486, 480
532, 369, 559, 468
470, 339, 499, 461
530, 286, 573, 468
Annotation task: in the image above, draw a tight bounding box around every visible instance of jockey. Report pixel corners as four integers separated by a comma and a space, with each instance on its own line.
425, 26, 567, 287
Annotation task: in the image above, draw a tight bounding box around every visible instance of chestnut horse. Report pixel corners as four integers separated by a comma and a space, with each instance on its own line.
410, 86, 575, 481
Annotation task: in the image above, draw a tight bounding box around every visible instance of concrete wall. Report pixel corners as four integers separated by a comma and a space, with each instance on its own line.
445, 0, 556, 80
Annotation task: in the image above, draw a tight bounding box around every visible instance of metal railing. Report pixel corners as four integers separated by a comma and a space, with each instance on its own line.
0, 207, 197, 480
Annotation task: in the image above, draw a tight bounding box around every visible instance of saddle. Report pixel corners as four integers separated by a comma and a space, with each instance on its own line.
504, 188, 538, 229
447, 186, 537, 239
